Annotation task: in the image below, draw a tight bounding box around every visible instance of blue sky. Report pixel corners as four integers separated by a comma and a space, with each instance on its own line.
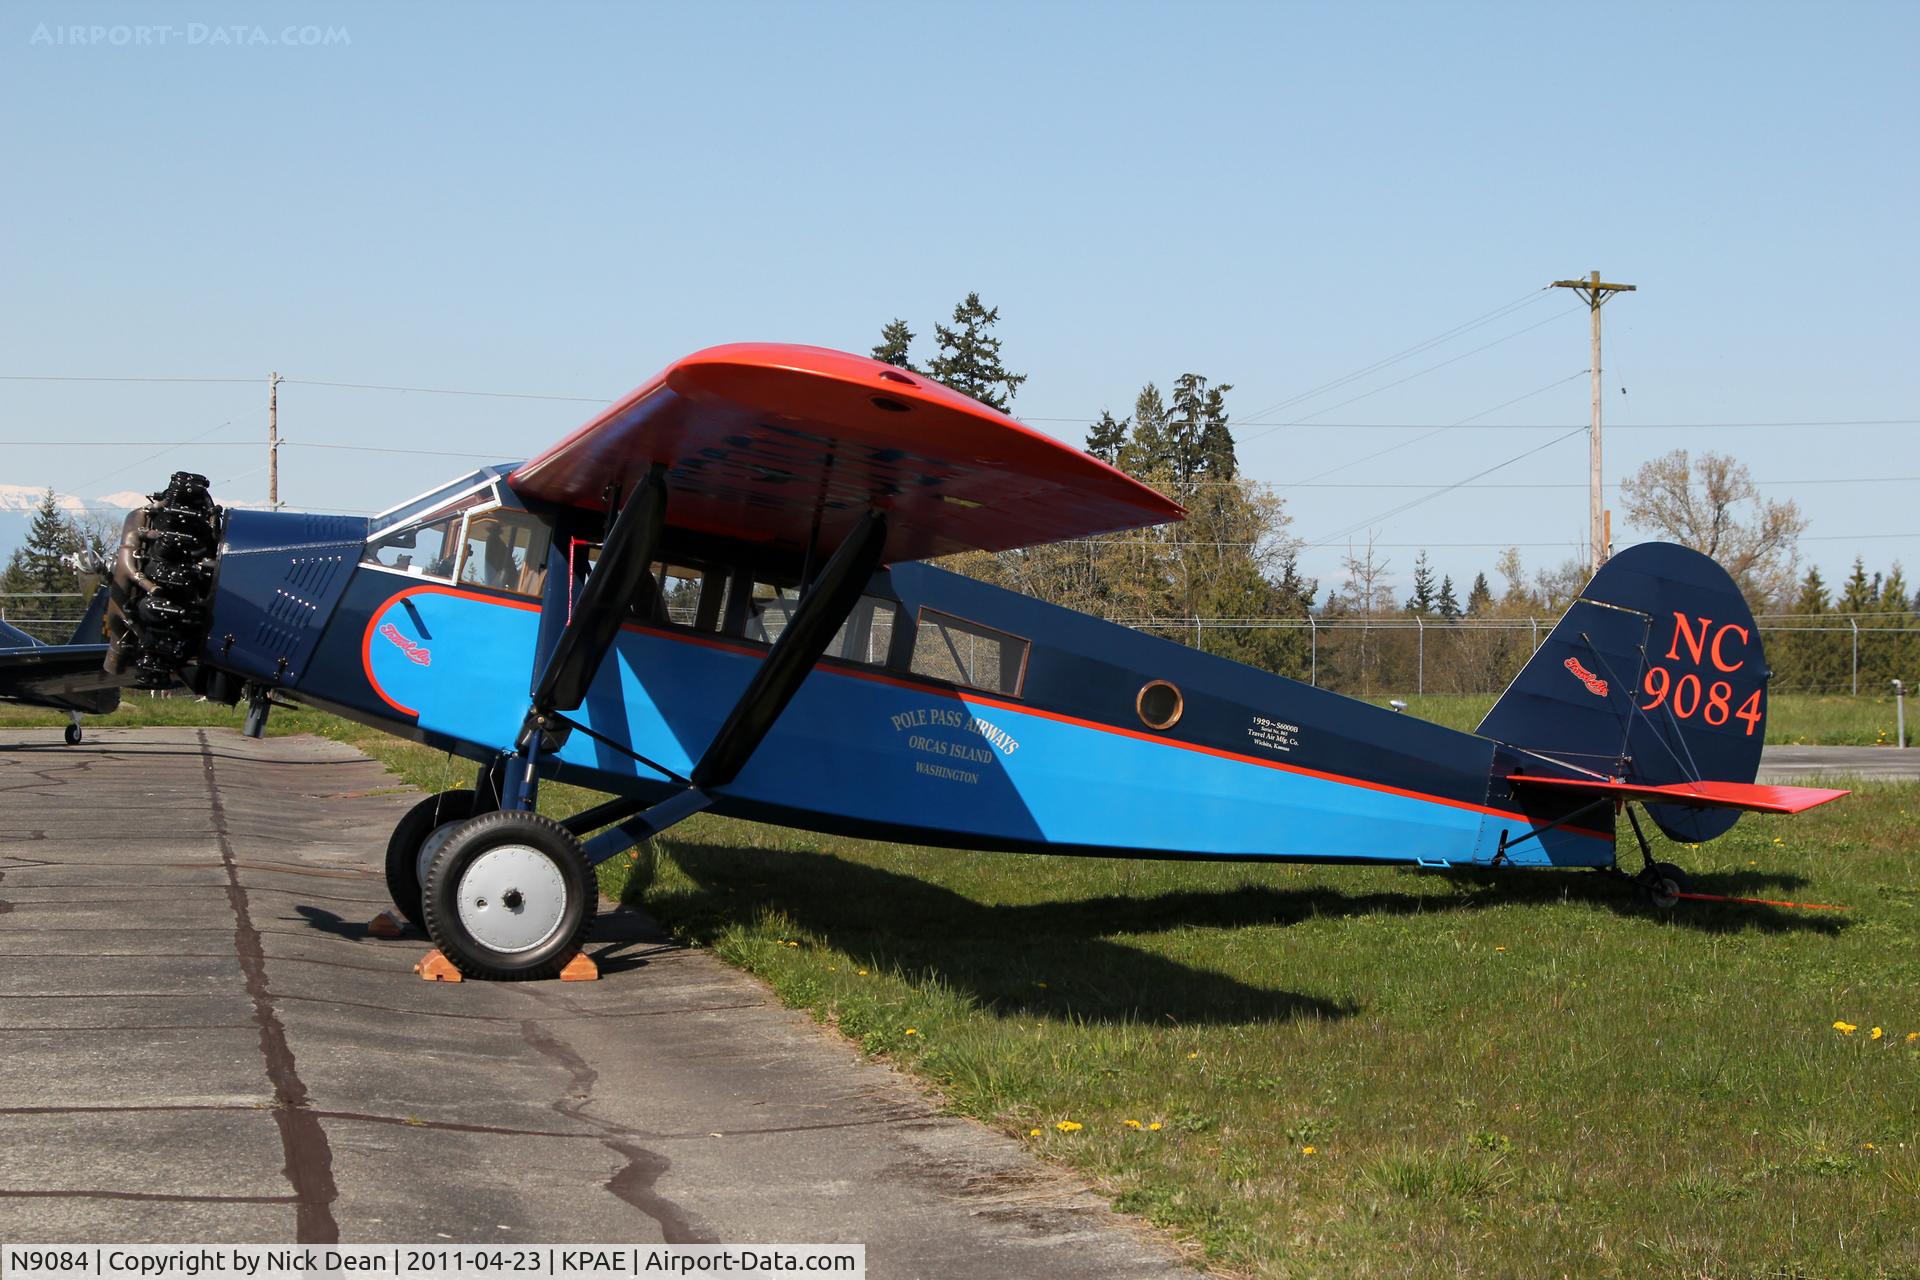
2, 0, 1914, 600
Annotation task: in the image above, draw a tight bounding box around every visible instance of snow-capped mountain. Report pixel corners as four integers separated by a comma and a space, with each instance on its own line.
0, 484, 149, 561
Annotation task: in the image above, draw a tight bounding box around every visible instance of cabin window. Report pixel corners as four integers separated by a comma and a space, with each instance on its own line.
743, 585, 899, 667
655, 564, 706, 627
910, 609, 1029, 697
456, 509, 552, 596
830, 595, 898, 664
1136, 679, 1183, 730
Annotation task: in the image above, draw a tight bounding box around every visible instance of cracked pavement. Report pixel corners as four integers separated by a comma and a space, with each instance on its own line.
0, 727, 1190, 1276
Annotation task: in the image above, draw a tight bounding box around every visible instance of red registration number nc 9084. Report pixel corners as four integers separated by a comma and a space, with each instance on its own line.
1639, 613, 1762, 736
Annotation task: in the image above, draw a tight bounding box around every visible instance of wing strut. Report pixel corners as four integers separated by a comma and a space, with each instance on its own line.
576, 507, 890, 861
533, 465, 667, 713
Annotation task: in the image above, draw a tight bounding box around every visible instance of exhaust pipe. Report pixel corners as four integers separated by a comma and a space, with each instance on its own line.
105, 472, 223, 689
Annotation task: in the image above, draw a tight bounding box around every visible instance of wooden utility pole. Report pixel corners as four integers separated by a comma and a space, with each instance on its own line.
268, 371, 282, 510
1550, 271, 1635, 575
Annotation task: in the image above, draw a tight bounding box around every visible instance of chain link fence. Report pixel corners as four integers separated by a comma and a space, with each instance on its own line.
1095, 613, 1919, 698
8, 591, 1913, 700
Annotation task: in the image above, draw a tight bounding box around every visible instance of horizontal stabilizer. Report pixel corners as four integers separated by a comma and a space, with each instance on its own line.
1506, 773, 1849, 815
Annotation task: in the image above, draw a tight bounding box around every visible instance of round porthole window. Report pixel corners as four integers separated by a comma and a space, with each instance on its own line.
1137, 679, 1183, 731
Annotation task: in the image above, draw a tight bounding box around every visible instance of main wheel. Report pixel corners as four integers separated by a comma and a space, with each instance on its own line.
1638, 861, 1690, 910
422, 810, 596, 980
63, 722, 82, 746
383, 790, 477, 929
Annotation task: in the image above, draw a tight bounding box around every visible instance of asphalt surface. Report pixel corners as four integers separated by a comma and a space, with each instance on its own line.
1758, 745, 1920, 782
0, 727, 1191, 1275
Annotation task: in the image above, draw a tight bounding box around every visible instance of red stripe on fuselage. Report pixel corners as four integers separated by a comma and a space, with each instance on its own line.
360, 583, 1612, 843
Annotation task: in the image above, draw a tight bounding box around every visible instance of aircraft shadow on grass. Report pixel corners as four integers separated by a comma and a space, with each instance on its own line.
649, 840, 1847, 1024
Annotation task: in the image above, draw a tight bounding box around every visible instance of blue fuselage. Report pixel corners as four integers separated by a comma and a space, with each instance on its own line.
203, 499, 1614, 869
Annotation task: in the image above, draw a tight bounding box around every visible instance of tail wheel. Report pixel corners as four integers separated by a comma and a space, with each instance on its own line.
422, 810, 596, 980
63, 722, 82, 746
1638, 861, 1690, 910
383, 789, 478, 929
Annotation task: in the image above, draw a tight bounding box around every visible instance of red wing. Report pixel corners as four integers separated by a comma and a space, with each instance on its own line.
1506, 774, 1849, 815
510, 343, 1185, 564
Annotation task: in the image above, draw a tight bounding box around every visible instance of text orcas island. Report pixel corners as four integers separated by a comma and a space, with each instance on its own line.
888, 706, 1021, 757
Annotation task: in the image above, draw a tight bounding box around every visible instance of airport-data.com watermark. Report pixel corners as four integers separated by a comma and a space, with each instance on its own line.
28, 22, 350, 48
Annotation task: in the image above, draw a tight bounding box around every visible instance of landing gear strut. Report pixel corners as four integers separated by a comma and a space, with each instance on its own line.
1624, 804, 1689, 910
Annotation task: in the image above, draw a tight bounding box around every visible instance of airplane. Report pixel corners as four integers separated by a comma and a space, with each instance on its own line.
99, 343, 1849, 979
1, 585, 119, 743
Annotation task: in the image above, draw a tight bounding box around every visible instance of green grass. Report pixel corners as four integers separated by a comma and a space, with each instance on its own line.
7, 697, 1919, 1275
1380, 691, 1907, 746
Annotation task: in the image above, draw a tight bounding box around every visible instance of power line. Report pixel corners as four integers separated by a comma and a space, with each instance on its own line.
1237, 308, 1583, 447
1235, 287, 1552, 422
1024, 416, 1920, 430
1302, 426, 1589, 550
1273, 369, 1591, 494
281, 378, 609, 403
0, 375, 257, 385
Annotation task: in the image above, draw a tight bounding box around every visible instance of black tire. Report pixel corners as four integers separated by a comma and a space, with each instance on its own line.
1638, 861, 1689, 910
63, 722, 81, 746
422, 810, 596, 981
383, 790, 477, 929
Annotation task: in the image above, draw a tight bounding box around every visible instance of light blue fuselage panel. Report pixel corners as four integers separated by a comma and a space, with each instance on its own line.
361, 587, 1611, 868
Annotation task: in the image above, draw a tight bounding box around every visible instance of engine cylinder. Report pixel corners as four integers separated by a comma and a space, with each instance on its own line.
105, 471, 223, 689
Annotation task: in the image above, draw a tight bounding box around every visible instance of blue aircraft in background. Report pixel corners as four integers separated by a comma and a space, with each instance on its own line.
1, 586, 119, 743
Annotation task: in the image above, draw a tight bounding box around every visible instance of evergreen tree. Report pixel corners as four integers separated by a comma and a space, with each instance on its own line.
1793, 566, 1830, 614
926, 292, 1026, 411
1084, 410, 1129, 464
1436, 574, 1460, 620
1840, 557, 1875, 614
1119, 384, 1173, 476
1167, 373, 1235, 483
1464, 572, 1493, 618
1405, 551, 1437, 614
1880, 563, 1909, 614
1197, 383, 1236, 480
0, 489, 83, 641
871, 319, 918, 371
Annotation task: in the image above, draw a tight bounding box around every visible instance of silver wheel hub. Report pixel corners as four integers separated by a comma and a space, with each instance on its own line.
456, 844, 567, 954
417, 820, 465, 885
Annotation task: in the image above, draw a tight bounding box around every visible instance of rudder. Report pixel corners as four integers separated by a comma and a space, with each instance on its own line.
1477, 542, 1769, 842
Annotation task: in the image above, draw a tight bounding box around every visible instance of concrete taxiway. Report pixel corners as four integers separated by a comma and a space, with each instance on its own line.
0, 727, 1188, 1276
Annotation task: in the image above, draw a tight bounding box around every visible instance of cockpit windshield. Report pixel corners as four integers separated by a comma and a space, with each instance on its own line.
367, 465, 517, 536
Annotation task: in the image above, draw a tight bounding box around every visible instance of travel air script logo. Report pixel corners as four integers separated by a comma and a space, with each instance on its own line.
380, 623, 432, 667
1563, 658, 1609, 697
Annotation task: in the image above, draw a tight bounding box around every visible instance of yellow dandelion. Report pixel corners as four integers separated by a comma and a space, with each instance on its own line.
1301, 1146, 1317, 1156
1865, 1142, 1877, 1150
1747, 860, 1757, 866
904, 1028, 918, 1037
857, 969, 869, 976
1834, 1021, 1858, 1035
1186, 1050, 1199, 1060
787, 941, 800, 948
1123, 1119, 1142, 1129
1056, 1120, 1082, 1133
1907, 1032, 1920, 1043
1034, 981, 1048, 989
1028, 1128, 1042, 1137
1148, 1122, 1162, 1131
1871, 1027, 1884, 1040
1494, 946, 1506, 953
